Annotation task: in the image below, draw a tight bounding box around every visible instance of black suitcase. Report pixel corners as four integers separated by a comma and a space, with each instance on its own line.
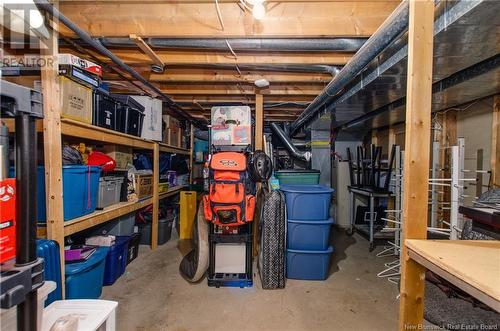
258, 189, 286, 289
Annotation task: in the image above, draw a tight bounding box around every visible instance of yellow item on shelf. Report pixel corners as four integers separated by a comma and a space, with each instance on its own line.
179, 191, 197, 240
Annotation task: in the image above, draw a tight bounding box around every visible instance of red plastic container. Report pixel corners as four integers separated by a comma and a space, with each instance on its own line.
0, 178, 16, 263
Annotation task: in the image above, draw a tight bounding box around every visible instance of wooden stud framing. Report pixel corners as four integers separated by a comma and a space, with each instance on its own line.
399, 0, 435, 329
189, 124, 194, 185
40, 12, 66, 296
253, 93, 264, 257
130, 34, 164, 67
151, 143, 160, 249
492, 95, 500, 188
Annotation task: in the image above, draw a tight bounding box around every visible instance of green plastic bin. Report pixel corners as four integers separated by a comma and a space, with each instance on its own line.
275, 170, 320, 185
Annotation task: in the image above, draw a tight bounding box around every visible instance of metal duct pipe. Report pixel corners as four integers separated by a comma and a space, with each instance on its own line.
98, 37, 367, 53
270, 123, 311, 162
34, 0, 206, 129
290, 1, 410, 135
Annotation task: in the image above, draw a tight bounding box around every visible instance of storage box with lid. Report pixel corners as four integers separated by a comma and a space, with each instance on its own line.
131, 95, 163, 141
103, 235, 131, 286
65, 246, 109, 299
280, 184, 334, 220
111, 94, 145, 137
60, 76, 92, 124
96, 176, 124, 209
163, 114, 182, 147
93, 89, 118, 130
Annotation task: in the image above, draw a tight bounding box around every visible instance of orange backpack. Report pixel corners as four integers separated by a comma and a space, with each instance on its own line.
203, 152, 256, 226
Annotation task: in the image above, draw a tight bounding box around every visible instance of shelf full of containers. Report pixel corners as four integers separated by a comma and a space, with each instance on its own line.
1, 52, 194, 301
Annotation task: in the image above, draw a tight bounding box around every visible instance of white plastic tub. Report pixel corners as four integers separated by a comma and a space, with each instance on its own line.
0, 281, 57, 331
42, 299, 118, 331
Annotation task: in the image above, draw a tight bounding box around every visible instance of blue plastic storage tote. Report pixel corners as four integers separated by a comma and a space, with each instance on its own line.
280, 185, 334, 220
62, 166, 101, 220
286, 246, 334, 280
65, 247, 109, 299
9, 165, 100, 222
287, 218, 334, 250
37, 240, 62, 306
103, 236, 130, 286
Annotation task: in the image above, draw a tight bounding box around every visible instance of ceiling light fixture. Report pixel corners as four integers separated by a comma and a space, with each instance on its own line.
252, 3, 265, 20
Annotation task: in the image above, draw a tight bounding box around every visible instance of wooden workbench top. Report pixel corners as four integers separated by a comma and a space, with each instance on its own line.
406, 240, 500, 312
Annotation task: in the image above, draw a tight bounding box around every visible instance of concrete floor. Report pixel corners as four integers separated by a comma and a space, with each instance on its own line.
102, 228, 401, 331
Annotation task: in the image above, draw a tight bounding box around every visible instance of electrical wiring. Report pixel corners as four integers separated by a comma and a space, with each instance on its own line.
214, 0, 225, 31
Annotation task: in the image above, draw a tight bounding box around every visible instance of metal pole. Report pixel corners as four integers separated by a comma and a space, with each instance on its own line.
15, 113, 38, 331
450, 146, 459, 240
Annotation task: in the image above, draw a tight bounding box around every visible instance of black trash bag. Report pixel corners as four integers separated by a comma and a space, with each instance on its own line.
179, 202, 209, 283
62, 145, 83, 165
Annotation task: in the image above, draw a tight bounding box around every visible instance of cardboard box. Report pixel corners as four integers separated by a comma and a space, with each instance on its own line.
102, 145, 133, 169
211, 106, 251, 146
162, 115, 182, 147
131, 96, 163, 141
59, 53, 102, 77
60, 76, 92, 124
132, 173, 153, 199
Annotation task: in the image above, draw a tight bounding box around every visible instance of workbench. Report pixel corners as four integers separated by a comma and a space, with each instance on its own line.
405, 240, 500, 313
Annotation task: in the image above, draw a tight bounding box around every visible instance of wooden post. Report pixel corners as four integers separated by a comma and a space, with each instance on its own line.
189, 124, 194, 185
253, 93, 264, 257
371, 130, 378, 146
151, 143, 159, 249
41, 12, 65, 297
399, 0, 435, 329
492, 95, 500, 188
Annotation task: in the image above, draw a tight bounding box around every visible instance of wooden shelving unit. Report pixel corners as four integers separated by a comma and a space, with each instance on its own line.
2, 21, 195, 299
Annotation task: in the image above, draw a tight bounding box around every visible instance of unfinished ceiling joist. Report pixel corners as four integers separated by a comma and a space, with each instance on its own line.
58, 1, 400, 37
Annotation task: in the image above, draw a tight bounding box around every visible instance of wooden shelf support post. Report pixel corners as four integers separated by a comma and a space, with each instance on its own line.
399, 0, 435, 329
492, 95, 500, 188
253, 93, 264, 257
151, 143, 160, 249
40, 12, 66, 297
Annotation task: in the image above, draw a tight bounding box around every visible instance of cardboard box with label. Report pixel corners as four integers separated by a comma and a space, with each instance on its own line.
211, 106, 251, 146
60, 76, 92, 124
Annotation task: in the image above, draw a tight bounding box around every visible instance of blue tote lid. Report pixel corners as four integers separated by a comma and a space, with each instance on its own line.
65, 247, 109, 275
280, 184, 334, 194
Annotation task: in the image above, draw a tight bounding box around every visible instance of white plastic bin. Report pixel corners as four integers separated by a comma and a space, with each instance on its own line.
0, 281, 57, 331
42, 299, 118, 331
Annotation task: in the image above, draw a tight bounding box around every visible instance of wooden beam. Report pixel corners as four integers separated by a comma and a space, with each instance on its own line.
151, 143, 160, 249
492, 95, 500, 188
156, 83, 323, 95
40, 9, 66, 298
253, 93, 264, 257
170, 95, 315, 103
59, 2, 399, 37
129, 34, 164, 67
62, 47, 353, 66
399, 0, 435, 329
109, 70, 333, 84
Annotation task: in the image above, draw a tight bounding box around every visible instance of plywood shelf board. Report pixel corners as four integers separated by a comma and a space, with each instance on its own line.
63, 198, 153, 236
158, 142, 190, 155
406, 239, 500, 312
60, 118, 155, 150
159, 185, 186, 200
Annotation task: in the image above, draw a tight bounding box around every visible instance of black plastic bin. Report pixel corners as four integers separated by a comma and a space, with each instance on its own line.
139, 215, 174, 246
93, 89, 118, 130
126, 233, 141, 265
111, 94, 145, 137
